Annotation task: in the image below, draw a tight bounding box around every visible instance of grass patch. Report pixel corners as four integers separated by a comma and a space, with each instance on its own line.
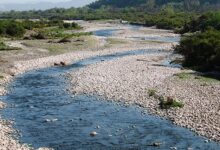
107, 38, 127, 45
159, 96, 184, 109
37, 27, 92, 39
195, 75, 220, 83
174, 72, 191, 79
0, 42, 21, 51
170, 59, 184, 65
22, 36, 98, 54
174, 72, 220, 83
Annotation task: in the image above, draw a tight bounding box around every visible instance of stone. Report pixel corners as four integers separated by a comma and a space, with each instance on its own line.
152, 142, 162, 147
90, 131, 98, 137
60, 61, 67, 66
54, 63, 60, 66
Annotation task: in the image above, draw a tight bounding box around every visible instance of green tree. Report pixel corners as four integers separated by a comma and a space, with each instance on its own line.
6, 21, 25, 37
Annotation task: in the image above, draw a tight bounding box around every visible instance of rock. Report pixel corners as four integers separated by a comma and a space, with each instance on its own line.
37, 148, 53, 150
23, 36, 33, 40
54, 62, 67, 66
170, 147, 177, 150
0, 101, 6, 109
54, 63, 60, 66
152, 142, 162, 147
90, 131, 98, 137
37, 147, 53, 150
58, 37, 71, 43
33, 33, 46, 39
204, 139, 211, 143
47, 40, 55, 43
60, 61, 67, 66
45, 118, 58, 122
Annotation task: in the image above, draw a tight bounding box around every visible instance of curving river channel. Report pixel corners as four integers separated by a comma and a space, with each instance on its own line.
1, 28, 220, 150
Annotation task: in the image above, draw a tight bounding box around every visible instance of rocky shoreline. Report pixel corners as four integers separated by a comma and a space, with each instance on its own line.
0, 42, 175, 150
68, 54, 220, 143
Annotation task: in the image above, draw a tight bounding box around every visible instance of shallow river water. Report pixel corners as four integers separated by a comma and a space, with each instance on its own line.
1, 28, 220, 150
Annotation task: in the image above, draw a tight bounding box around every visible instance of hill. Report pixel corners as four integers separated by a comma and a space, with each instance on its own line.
89, 0, 220, 11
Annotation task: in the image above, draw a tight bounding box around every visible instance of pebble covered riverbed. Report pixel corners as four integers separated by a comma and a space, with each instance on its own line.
1, 51, 220, 150
0, 21, 219, 149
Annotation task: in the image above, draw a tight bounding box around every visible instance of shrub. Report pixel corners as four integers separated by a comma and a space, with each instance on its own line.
175, 29, 220, 71
71, 22, 82, 29
59, 22, 82, 29
0, 20, 25, 37
0, 42, 7, 50
63, 23, 72, 29
6, 22, 25, 37
180, 11, 220, 34
159, 96, 184, 109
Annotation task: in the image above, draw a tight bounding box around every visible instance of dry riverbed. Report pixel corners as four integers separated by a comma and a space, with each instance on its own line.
1, 20, 217, 150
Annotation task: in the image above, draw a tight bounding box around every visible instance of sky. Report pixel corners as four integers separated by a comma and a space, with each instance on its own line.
0, 0, 96, 4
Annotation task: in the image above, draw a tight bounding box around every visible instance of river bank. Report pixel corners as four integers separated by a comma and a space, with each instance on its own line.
69, 53, 220, 142
1, 20, 217, 150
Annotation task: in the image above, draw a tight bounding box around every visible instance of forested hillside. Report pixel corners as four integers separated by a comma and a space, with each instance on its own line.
89, 0, 220, 11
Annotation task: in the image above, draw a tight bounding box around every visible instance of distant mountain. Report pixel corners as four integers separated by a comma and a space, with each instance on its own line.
0, 0, 93, 11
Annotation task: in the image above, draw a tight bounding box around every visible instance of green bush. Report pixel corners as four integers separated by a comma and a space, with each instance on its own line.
159, 96, 184, 109
63, 23, 72, 28
59, 22, 82, 29
0, 20, 25, 37
0, 42, 7, 50
175, 29, 220, 71
180, 11, 220, 34
6, 22, 25, 37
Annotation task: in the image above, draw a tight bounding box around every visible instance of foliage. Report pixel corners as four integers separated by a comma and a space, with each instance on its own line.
147, 88, 184, 109
180, 11, 220, 34
59, 22, 82, 29
174, 72, 191, 79
38, 27, 91, 39
89, 0, 220, 11
0, 20, 25, 37
175, 29, 220, 71
159, 96, 184, 109
174, 11, 220, 72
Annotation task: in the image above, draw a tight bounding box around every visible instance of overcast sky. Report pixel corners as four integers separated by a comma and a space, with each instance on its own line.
0, 0, 96, 5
